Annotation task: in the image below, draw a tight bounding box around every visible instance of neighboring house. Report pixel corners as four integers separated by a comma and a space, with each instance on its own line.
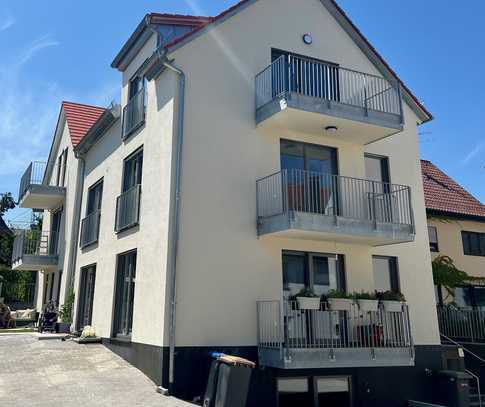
422, 159, 485, 306
13, 1, 449, 406
12, 101, 105, 310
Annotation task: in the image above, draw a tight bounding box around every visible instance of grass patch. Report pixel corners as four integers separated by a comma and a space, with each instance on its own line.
0, 327, 35, 334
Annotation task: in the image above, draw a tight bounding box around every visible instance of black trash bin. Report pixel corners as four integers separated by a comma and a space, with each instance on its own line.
203, 353, 255, 407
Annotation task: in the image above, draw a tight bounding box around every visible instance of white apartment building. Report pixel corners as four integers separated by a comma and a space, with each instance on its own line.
12, 1, 445, 406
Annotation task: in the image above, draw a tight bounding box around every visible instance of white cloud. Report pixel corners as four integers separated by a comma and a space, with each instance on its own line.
16, 34, 59, 67
0, 12, 15, 31
462, 141, 485, 165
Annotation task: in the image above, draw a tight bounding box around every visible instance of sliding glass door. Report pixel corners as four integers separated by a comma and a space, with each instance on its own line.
281, 140, 338, 215
77, 265, 96, 331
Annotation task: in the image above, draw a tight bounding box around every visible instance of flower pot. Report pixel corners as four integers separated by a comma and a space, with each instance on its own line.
56, 322, 71, 334
328, 298, 353, 311
381, 301, 404, 313
357, 299, 379, 312
296, 297, 321, 310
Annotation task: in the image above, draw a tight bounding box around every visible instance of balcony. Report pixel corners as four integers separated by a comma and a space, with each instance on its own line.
18, 162, 65, 210
256, 169, 415, 246
122, 88, 145, 140
257, 300, 414, 369
11, 230, 58, 271
255, 55, 403, 144
80, 210, 101, 248
115, 185, 141, 232
437, 305, 485, 344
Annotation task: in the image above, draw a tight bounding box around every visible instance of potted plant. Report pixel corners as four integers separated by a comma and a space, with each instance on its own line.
57, 289, 75, 333
352, 291, 379, 312
377, 290, 405, 312
326, 290, 353, 311
295, 288, 321, 310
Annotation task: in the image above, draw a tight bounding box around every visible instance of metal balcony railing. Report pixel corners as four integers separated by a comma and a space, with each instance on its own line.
115, 185, 141, 232
11, 230, 58, 263
255, 54, 402, 117
122, 88, 145, 139
437, 305, 485, 343
80, 210, 101, 248
18, 162, 46, 203
257, 300, 413, 354
257, 169, 414, 229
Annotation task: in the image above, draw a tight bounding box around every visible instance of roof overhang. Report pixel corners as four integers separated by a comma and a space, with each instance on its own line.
74, 104, 121, 157
427, 209, 485, 223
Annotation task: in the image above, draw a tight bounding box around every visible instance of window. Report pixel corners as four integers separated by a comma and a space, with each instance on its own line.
113, 250, 137, 338
428, 226, 439, 252
282, 251, 345, 298
81, 180, 103, 248
122, 76, 146, 139
122, 148, 143, 192
77, 265, 96, 331
372, 256, 399, 292
55, 148, 68, 187
462, 231, 485, 257
87, 180, 103, 214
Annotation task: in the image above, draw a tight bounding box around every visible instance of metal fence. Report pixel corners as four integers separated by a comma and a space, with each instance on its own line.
255, 54, 402, 116
115, 185, 141, 232
18, 162, 46, 202
437, 305, 485, 343
80, 210, 101, 248
257, 300, 413, 352
11, 230, 58, 263
256, 168, 414, 227
122, 88, 145, 139
1, 282, 36, 310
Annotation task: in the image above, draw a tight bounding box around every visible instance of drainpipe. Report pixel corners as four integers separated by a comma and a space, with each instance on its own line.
163, 60, 185, 395
65, 153, 86, 327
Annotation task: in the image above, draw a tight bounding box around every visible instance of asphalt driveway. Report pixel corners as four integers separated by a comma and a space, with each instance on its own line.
0, 334, 194, 407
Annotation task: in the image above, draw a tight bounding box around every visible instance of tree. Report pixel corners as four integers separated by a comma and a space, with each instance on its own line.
0, 193, 15, 217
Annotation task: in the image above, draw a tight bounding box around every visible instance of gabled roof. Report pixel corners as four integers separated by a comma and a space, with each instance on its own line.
112, 0, 432, 123
421, 160, 485, 220
62, 101, 106, 147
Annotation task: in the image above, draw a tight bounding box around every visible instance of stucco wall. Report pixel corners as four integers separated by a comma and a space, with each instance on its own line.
428, 217, 485, 278
164, 0, 440, 346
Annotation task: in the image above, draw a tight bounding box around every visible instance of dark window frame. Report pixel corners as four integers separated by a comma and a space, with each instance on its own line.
462, 231, 485, 257
112, 249, 137, 340
76, 264, 96, 331
121, 147, 143, 193
282, 250, 347, 295
372, 255, 400, 292
428, 225, 439, 252
86, 178, 104, 215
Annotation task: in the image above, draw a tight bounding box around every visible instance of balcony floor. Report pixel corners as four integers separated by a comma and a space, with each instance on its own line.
259, 346, 415, 369
12, 255, 58, 271
19, 185, 65, 210
258, 211, 415, 246
256, 93, 403, 145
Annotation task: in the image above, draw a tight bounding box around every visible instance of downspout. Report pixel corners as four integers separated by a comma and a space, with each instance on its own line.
65, 153, 86, 327
146, 25, 185, 394
163, 60, 185, 395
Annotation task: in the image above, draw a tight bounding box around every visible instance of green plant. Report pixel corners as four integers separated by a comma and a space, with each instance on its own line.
432, 255, 473, 300
326, 289, 351, 299
58, 289, 75, 323
294, 287, 318, 298
377, 290, 405, 302
351, 291, 376, 300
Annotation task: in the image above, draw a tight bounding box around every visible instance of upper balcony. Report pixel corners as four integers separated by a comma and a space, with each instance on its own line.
257, 169, 415, 246
122, 88, 145, 140
18, 162, 65, 210
255, 55, 403, 144
80, 210, 101, 249
11, 230, 58, 272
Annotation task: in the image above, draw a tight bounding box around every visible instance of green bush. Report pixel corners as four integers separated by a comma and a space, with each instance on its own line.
377, 290, 405, 302
58, 289, 75, 323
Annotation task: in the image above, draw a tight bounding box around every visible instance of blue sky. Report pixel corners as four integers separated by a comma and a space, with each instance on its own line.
1, 0, 484, 224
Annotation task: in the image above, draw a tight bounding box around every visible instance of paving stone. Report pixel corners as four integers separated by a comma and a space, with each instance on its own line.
0, 334, 195, 407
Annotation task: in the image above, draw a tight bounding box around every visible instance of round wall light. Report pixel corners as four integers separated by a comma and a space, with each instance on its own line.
302, 33, 313, 45
325, 126, 338, 134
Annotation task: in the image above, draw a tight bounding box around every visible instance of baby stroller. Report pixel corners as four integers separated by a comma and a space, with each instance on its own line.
38, 301, 58, 333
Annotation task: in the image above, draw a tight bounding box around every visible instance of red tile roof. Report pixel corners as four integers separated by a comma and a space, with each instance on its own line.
421, 160, 485, 219
62, 101, 106, 147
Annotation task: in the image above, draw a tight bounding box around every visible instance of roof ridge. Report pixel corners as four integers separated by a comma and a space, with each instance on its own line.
62, 100, 106, 110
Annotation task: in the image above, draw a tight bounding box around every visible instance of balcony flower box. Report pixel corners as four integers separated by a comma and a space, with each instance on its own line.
357, 299, 379, 312
327, 298, 353, 311
296, 296, 321, 310
382, 301, 404, 313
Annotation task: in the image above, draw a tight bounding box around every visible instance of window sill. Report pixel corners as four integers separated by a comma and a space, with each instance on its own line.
109, 335, 132, 344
